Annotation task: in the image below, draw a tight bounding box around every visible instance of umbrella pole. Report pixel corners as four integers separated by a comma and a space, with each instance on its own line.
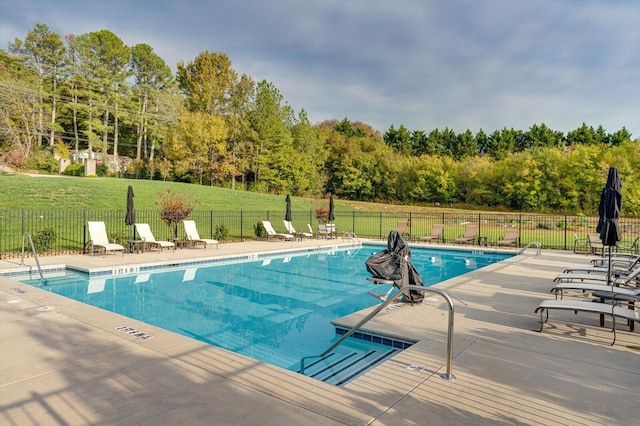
607, 246, 612, 286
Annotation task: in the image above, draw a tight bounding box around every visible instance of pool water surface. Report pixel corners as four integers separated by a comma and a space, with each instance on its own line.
22, 245, 512, 370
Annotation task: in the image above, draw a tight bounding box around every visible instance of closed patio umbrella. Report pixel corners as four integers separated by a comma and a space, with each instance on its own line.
125, 185, 135, 240
285, 194, 292, 221
596, 166, 622, 286
328, 194, 335, 223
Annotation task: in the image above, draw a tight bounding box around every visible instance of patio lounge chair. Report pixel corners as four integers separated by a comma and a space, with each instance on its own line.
307, 224, 316, 238
262, 220, 294, 241
588, 234, 605, 255
183, 220, 219, 249
496, 229, 519, 247
591, 252, 640, 267
134, 223, 175, 251
551, 281, 640, 300
317, 224, 337, 239
396, 221, 413, 240
284, 220, 313, 239
454, 224, 477, 245
420, 224, 444, 243
553, 265, 640, 286
563, 256, 640, 275
87, 221, 125, 256
534, 296, 640, 345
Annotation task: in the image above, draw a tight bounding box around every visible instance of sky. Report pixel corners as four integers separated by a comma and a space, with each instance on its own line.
1, 0, 639, 138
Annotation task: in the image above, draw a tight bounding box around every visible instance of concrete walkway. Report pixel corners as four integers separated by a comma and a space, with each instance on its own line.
1, 239, 639, 425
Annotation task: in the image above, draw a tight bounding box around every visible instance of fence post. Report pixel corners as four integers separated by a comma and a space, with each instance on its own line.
379, 212, 383, 239
352, 211, 356, 234
564, 215, 567, 251
240, 210, 244, 242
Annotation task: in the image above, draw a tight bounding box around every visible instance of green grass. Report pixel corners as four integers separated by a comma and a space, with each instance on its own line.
2, 174, 637, 255
0, 174, 340, 213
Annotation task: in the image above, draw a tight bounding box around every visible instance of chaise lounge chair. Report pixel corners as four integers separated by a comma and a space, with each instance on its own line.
135, 223, 175, 251
87, 221, 125, 256
551, 281, 640, 300
284, 220, 313, 239
396, 221, 413, 240
553, 265, 640, 286
262, 220, 294, 241
591, 252, 640, 267
454, 224, 477, 245
495, 228, 519, 247
562, 256, 640, 275
420, 224, 444, 243
183, 220, 219, 249
534, 295, 640, 344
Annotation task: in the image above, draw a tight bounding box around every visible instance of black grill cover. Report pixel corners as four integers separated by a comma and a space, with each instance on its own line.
366, 231, 424, 303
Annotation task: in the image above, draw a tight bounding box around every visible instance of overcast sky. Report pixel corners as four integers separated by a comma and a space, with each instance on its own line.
2, 0, 639, 138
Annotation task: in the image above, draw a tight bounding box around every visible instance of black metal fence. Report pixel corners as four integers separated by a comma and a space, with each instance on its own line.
1, 208, 639, 259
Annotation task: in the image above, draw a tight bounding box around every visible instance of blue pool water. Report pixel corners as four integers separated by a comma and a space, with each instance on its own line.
21, 245, 512, 370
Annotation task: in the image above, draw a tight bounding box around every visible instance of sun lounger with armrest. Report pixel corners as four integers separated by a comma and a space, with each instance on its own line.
284, 220, 313, 239
535, 295, 640, 345
563, 257, 640, 275
553, 265, 640, 286
135, 223, 175, 251
183, 220, 218, 249
420, 224, 444, 243
262, 221, 294, 241
496, 228, 519, 247
87, 221, 125, 256
454, 224, 477, 245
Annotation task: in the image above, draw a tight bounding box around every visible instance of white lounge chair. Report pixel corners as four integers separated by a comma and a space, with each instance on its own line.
261, 220, 293, 241
135, 223, 175, 251
535, 297, 639, 345
87, 221, 125, 256
183, 220, 218, 249
284, 220, 313, 239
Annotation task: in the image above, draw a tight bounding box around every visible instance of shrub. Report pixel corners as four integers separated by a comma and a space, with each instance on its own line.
156, 188, 200, 238
26, 156, 58, 173
315, 207, 329, 224
62, 163, 84, 176
32, 227, 56, 252
254, 222, 267, 238
213, 224, 228, 241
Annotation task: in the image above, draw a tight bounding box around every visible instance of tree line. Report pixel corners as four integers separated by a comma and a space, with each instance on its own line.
1, 23, 638, 215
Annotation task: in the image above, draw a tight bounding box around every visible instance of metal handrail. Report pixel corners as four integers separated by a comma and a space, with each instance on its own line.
21, 232, 44, 280
519, 241, 541, 256
300, 284, 456, 380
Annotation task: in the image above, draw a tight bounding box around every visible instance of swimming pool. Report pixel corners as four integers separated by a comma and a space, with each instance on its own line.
20, 245, 512, 373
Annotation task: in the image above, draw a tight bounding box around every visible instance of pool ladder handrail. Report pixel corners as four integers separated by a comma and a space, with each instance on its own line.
22, 232, 44, 280
519, 241, 541, 256
300, 283, 456, 380
341, 227, 360, 242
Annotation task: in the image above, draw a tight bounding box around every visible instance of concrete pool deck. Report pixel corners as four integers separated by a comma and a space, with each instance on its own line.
1, 238, 638, 425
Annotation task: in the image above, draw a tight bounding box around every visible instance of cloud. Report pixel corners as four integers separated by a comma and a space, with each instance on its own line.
2, 0, 638, 138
